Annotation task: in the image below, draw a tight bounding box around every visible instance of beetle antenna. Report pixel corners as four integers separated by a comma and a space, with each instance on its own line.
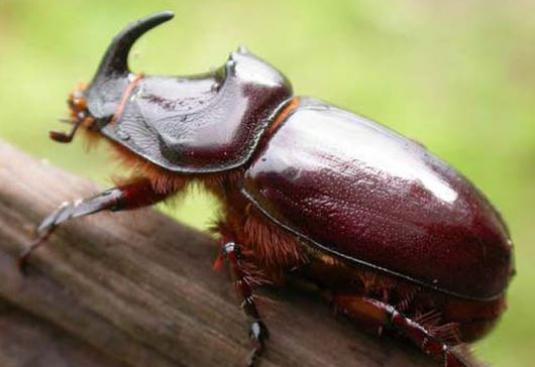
58, 118, 73, 124
92, 11, 174, 80
49, 119, 82, 143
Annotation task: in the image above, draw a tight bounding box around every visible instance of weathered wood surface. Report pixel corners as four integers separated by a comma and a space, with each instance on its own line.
0, 141, 434, 367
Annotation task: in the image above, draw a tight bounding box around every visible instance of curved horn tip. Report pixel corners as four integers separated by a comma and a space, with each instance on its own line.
130, 11, 175, 31
142, 10, 175, 23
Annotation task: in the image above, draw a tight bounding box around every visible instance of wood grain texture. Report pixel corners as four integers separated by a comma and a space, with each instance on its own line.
0, 141, 435, 367
0, 299, 128, 367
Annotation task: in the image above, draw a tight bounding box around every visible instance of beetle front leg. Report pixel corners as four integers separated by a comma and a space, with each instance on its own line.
221, 242, 269, 367
333, 294, 470, 367
19, 179, 170, 272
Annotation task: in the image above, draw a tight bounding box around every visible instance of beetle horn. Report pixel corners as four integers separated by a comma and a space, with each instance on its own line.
92, 11, 174, 80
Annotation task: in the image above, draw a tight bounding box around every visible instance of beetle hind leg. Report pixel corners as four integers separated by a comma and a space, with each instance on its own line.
332, 294, 475, 367
219, 241, 270, 367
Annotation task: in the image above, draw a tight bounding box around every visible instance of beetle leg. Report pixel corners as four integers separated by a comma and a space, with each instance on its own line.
221, 242, 269, 367
333, 294, 470, 367
19, 179, 169, 273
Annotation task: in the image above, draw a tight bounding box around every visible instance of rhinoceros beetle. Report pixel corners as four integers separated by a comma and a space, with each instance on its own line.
21, 11, 514, 367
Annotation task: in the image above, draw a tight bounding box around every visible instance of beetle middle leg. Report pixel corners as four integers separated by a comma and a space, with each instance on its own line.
19, 178, 170, 272
333, 294, 470, 367
219, 241, 269, 367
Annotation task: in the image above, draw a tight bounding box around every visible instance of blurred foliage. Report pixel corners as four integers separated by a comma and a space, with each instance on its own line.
0, 0, 533, 365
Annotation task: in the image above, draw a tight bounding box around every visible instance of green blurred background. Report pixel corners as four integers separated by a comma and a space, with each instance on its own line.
1, 0, 533, 365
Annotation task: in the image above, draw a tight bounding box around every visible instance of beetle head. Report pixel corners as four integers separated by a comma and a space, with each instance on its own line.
52, 11, 175, 143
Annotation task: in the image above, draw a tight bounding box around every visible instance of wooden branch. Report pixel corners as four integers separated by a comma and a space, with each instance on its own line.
0, 299, 128, 367
0, 141, 434, 367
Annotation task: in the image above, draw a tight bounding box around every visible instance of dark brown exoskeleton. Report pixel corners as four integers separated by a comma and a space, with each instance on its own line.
21, 12, 514, 367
